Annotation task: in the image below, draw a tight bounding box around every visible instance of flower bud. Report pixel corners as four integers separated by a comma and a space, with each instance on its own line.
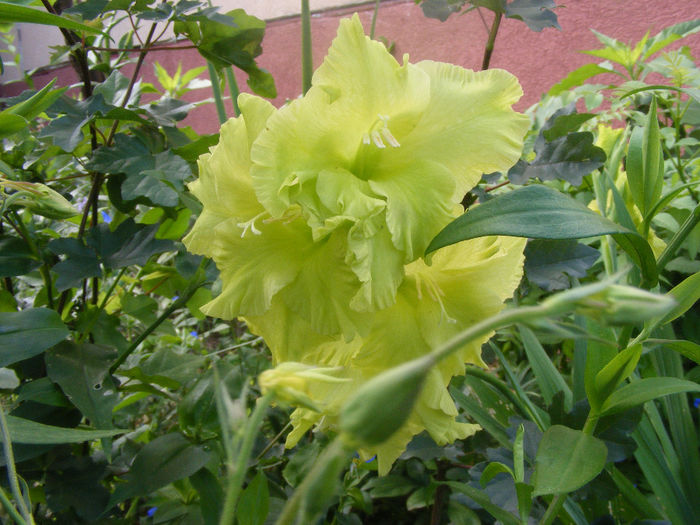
340, 354, 436, 446
542, 280, 675, 325
258, 362, 351, 412
1, 180, 78, 219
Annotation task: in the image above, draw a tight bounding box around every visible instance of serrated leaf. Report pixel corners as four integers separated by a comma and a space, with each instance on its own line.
173, 9, 277, 98
532, 425, 607, 495
45, 341, 118, 430
511, 132, 606, 186
0, 235, 40, 277
548, 62, 618, 96
505, 0, 560, 32
0, 308, 69, 367
419, 0, 466, 22
525, 239, 599, 291
87, 219, 174, 269
48, 238, 102, 291
107, 433, 211, 506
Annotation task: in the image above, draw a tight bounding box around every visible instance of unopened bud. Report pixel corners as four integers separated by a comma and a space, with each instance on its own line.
258, 362, 351, 412
340, 354, 435, 446
542, 280, 675, 325
1, 180, 78, 219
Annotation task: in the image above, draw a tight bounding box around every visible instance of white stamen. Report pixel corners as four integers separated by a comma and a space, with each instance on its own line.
381, 127, 401, 148
371, 130, 386, 148
237, 212, 266, 238
362, 133, 371, 145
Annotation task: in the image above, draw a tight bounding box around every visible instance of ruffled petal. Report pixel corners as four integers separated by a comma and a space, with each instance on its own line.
250, 14, 430, 218
183, 95, 275, 254
368, 159, 456, 261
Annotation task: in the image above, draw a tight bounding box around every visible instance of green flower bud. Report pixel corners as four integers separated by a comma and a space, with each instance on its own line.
340, 354, 436, 446
542, 280, 675, 325
1, 180, 78, 219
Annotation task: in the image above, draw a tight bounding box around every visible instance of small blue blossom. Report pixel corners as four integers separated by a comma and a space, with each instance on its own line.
190, 330, 198, 337
694, 398, 700, 409
146, 507, 157, 517
101, 210, 112, 223
173, 295, 179, 301
365, 455, 377, 464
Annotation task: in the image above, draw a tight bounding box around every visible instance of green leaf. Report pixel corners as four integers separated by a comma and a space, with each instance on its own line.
190, 468, 223, 525
174, 9, 277, 98
237, 470, 269, 525
584, 319, 618, 412
0, 235, 40, 277
509, 132, 606, 186
426, 185, 658, 287
642, 19, 700, 60
87, 219, 174, 269
592, 344, 642, 411
107, 433, 211, 507
0, 1, 103, 33
419, 0, 467, 22
547, 62, 618, 96
0, 308, 69, 367
1, 415, 124, 444
532, 425, 607, 495
655, 271, 700, 327
626, 97, 664, 217
480, 462, 514, 487
0, 112, 28, 139
4, 79, 67, 121
505, 0, 560, 32
48, 238, 102, 291
0, 367, 19, 389
364, 475, 418, 497
45, 341, 118, 430
524, 239, 599, 291
649, 339, 700, 365
600, 377, 700, 416
89, 135, 191, 207
443, 481, 519, 525
518, 325, 572, 409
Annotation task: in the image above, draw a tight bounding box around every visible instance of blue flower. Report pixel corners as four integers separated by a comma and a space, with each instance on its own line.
101, 210, 112, 223
694, 398, 700, 409
146, 507, 157, 517
190, 330, 198, 337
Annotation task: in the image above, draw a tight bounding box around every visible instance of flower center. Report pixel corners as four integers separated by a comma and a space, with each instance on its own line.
361, 114, 401, 149
236, 211, 268, 238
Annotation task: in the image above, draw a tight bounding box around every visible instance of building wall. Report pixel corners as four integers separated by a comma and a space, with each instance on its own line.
2, 0, 699, 134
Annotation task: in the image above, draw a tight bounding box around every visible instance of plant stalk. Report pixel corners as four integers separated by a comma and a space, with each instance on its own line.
219, 392, 274, 525
656, 202, 700, 272
208, 63, 228, 124
0, 403, 35, 524
301, 0, 313, 94
481, 11, 502, 70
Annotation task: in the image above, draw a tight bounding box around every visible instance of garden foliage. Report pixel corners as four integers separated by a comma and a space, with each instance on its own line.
0, 1, 699, 524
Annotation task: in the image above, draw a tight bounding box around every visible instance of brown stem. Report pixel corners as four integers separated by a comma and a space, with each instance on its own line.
85, 44, 198, 53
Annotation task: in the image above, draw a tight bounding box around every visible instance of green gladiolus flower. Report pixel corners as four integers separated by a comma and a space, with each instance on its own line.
185, 14, 529, 474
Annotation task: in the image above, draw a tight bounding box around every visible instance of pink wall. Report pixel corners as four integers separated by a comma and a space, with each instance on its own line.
3, 0, 699, 134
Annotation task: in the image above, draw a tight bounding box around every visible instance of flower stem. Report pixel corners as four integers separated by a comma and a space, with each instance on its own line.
539, 494, 565, 525
481, 11, 502, 70
219, 392, 274, 525
370, 0, 381, 39
224, 67, 241, 117
656, 202, 700, 272
208, 63, 228, 124
301, 0, 313, 94
0, 402, 35, 524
